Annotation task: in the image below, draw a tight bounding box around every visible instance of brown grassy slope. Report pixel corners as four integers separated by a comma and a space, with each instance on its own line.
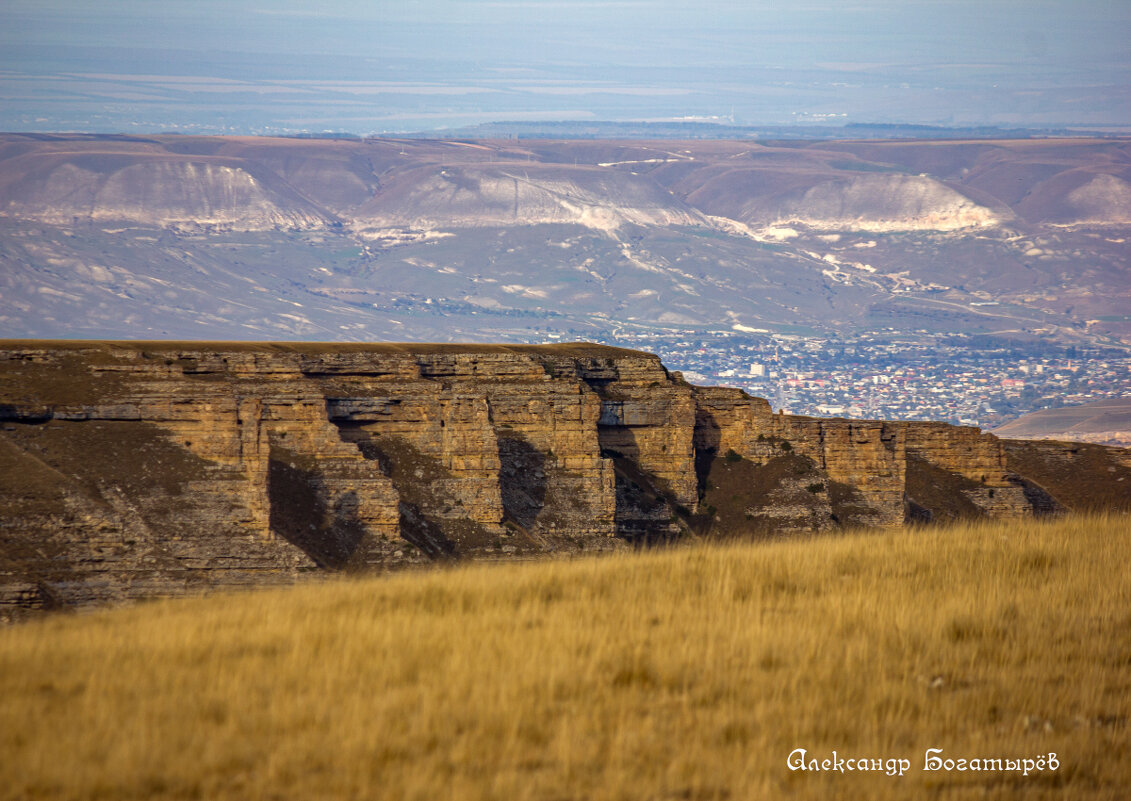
1003, 440, 1131, 512
1, 515, 1128, 801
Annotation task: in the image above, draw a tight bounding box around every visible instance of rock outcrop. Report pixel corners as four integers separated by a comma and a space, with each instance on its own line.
1, 151, 334, 230
3, 340, 1123, 618
352, 163, 708, 233
725, 173, 1002, 232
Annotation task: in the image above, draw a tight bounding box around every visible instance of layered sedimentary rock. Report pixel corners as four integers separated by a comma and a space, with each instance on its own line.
3, 340, 1122, 617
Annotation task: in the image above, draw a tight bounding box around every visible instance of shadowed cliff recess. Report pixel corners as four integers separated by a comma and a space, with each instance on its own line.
2, 340, 1129, 618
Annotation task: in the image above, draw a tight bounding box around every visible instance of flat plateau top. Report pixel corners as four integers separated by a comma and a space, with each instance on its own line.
0, 339, 655, 360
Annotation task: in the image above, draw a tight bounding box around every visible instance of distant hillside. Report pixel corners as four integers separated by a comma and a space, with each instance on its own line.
994, 398, 1131, 447
1, 134, 1130, 345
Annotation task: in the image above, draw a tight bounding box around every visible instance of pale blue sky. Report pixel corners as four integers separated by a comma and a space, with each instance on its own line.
2, 1, 1127, 133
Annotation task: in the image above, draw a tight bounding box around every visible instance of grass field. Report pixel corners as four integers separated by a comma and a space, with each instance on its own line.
2, 515, 1129, 800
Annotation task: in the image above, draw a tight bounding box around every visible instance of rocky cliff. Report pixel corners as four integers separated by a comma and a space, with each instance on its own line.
3, 341, 1127, 619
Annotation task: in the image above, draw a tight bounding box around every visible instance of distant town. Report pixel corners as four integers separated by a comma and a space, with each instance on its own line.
586, 329, 1131, 430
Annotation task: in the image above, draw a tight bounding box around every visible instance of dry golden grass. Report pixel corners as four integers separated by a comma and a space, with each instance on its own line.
2, 515, 1129, 800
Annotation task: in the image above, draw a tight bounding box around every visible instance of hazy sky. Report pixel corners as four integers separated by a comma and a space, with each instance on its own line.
1, 0, 1128, 134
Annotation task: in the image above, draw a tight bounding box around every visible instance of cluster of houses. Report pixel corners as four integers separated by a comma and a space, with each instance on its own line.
595, 329, 1130, 428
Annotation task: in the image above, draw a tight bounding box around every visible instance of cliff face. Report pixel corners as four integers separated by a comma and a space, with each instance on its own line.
351, 163, 708, 233
707, 173, 1003, 233
3, 340, 1117, 618
2, 153, 334, 230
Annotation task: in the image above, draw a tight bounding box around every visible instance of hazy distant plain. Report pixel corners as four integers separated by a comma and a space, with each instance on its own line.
2, 1, 1129, 135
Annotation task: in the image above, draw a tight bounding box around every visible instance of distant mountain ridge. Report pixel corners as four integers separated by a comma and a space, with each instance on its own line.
1, 133, 1129, 345
5, 134, 1129, 232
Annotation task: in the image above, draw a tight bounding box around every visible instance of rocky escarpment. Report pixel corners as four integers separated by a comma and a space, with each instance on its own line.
3, 340, 1120, 618
0, 151, 334, 230
687, 173, 1003, 233
352, 163, 708, 233
13, 134, 1124, 235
